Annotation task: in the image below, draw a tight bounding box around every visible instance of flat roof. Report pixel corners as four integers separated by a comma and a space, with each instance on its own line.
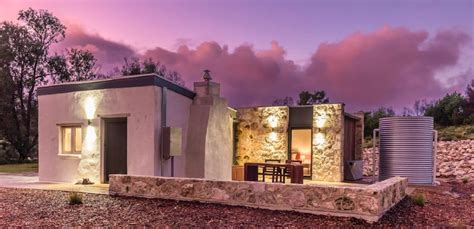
37, 73, 196, 99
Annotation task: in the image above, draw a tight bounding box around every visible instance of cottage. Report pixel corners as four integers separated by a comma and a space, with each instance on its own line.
38, 72, 364, 184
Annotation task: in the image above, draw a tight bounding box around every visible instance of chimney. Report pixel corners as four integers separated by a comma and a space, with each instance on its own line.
186, 69, 232, 181
193, 69, 221, 105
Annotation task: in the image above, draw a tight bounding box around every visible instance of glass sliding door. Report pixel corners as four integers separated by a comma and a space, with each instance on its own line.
290, 129, 312, 176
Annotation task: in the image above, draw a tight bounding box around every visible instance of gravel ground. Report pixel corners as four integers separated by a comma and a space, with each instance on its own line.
0, 180, 472, 227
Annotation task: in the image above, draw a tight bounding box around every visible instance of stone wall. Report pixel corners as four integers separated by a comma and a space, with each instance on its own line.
235, 106, 289, 165
109, 175, 408, 223
312, 104, 344, 182
353, 112, 364, 160
363, 139, 474, 182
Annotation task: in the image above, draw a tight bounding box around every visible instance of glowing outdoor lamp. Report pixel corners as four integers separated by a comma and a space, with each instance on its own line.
267, 115, 279, 128
84, 125, 97, 151
315, 114, 327, 128
84, 96, 97, 125
268, 132, 278, 141
314, 133, 325, 147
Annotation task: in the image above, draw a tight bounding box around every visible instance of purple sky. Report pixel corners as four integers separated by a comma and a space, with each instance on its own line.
1, 0, 473, 111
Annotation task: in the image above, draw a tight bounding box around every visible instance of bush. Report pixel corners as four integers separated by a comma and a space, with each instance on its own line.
69, 192, 83, 205
437, 125, 474, 141
412, 193, 426, 206
462, 176, 469, 184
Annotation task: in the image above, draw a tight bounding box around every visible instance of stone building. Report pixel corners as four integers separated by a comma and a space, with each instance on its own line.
38, 72, 363, 183
234, 105, 364, 182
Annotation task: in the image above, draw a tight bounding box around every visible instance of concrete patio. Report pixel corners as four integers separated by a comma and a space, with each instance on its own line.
0, 172, 108, 194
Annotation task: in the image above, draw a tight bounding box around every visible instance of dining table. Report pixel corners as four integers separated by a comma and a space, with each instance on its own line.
244, 162, 304, 184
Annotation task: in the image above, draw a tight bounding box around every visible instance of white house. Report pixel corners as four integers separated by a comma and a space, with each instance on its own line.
38, 73, 233, 183
38, 71, 364, 184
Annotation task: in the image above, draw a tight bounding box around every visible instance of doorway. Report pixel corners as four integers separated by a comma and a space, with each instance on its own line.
103, 118, 127, 183
290, 129, 312, 176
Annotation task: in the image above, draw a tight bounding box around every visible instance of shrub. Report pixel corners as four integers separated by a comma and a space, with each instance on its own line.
69, 192, 83, 205
412, 193, 426, 206
462, 176, 469, 184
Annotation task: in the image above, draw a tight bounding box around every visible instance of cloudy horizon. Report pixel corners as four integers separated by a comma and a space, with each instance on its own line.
1, 0, 472, 112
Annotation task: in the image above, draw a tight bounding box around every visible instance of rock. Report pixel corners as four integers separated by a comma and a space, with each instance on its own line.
363, 139, 474, 183
211, 188, 230, 201
442, 191, 460, 199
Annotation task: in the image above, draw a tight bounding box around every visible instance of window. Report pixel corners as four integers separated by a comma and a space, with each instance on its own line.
290, 129, 312, 176
61, 126, 82, 154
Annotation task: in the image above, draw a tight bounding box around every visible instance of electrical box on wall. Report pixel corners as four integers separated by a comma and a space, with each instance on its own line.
162, 127, 182, 159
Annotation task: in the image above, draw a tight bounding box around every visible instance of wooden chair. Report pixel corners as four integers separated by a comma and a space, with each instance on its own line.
262, 159, 283, 183
283, 160, 302, 183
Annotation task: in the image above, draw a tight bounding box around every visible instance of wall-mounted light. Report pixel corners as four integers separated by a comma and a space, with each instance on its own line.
87, 119, 92, 125
84, 125, 97, 152
314, 133, 325, 147
84, 96, 97, 120
267, 115, 279, 128
315, 114, 327, 128
269, 132, 278, 141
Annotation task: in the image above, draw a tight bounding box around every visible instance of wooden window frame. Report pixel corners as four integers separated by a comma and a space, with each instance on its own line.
60, 125, 83, 155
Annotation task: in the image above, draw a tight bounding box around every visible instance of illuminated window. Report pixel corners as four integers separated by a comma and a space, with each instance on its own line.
61, 126, 82, 154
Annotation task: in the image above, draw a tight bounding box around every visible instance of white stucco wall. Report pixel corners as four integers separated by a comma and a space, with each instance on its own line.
39, 86, 159, 183
156, 88, 193, 177
203, 98, 233, 180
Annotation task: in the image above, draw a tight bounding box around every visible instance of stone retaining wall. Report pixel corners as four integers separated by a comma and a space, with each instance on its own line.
109, 175, 407, 222
363, 139, 474, 181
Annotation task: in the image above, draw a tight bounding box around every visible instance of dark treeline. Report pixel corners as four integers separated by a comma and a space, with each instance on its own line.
364, 80, 474, 139
0, 8, 183, 163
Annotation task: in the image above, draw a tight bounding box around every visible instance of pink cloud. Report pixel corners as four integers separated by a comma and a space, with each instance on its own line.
51, 24, 136, 73
305, 26, 471, 110
143, 41, 302, 107
54, 25, 471, 111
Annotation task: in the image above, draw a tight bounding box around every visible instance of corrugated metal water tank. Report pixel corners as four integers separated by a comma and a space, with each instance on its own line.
379, 117, 435, 185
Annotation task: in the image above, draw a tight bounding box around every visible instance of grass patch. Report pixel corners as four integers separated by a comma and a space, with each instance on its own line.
412, 193, 426, 206
0, 163, 38, 173
69, 192, 83, 205
436, 125, 474, 141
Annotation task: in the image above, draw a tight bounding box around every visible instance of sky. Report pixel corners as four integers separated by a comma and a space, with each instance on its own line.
1, 0, 473, 111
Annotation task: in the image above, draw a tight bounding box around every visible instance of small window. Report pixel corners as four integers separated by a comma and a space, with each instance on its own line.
61, 126, 82, 154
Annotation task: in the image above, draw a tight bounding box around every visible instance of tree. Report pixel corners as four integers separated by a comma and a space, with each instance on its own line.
0, 8, 99, 161
120, 57, 185, 86
0, 8, 66, 161
364, 107, 395, 138
47, 48, 103, 83
297, 90, 329, 105
462, 79, 474, 123
413, 99, 428, 116
424, 92, 466, 126
272, 96, 294, 106
402, 107, 413, 116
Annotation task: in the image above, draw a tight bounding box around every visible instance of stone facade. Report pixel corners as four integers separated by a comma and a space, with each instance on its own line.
312, 104, 344, 182
363, 139, 474, 182
235, 106, 289, 165
353, 112, 364, 160
109, 175, 408, 222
